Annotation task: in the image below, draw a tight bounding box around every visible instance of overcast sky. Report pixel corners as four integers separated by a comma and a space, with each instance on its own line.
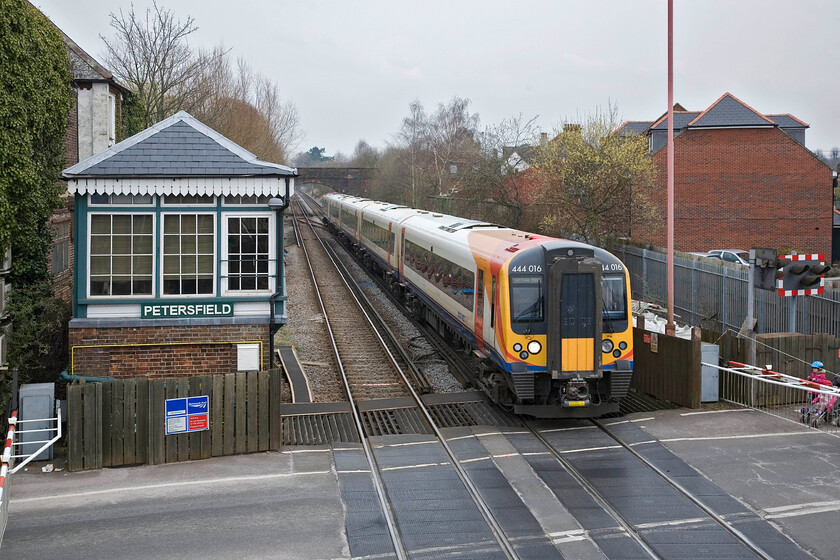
34, 0, 840, 159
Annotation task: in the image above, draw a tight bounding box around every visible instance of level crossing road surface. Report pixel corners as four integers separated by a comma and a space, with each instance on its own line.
3, 407, 835, 559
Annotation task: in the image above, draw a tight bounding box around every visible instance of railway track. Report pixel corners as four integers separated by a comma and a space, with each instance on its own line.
290, 192, 806, 559
293, 198, 524, 559
293, 199, 410, 401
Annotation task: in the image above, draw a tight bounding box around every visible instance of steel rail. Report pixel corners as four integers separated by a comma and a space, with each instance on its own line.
297, 191, 438, 392
524, 423, 663, 560
318, 234, 434, 394
293, 200, 409, 560
296, 198, 521, 560
593, 419, 775, 560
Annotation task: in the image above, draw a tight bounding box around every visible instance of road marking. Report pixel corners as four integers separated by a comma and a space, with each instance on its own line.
635, 517, 709, 529
380, 462, 449, 471
460, 456, 491, 463
559, 445, 621, 454
680, 409, 755, 416
764, 500, 840, 519
548, 528, 588, 543
381, 440, 437, 448
659, 431, 821, 443
12, 470, 334, 504
540, 425, 597, 433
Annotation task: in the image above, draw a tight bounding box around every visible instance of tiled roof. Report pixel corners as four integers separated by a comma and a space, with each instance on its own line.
766, 114, 809, 129
615, 121, 653, 136
650, 112, 702, 131
64, 111, 296, 178
688, 93, 775, 128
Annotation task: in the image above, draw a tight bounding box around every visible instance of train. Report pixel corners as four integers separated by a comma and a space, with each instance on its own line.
322, 193, 634, 418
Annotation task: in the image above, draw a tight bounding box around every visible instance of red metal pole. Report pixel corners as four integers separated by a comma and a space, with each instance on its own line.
665, 0, 676, 337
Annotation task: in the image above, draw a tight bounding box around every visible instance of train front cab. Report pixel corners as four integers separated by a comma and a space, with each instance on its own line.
510, 246, 633, 418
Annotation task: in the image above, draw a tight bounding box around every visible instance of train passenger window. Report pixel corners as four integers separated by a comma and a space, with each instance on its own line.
510, 275, 543, 323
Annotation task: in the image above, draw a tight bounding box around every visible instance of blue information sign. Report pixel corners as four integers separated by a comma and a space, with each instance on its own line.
165, 395, 210, 435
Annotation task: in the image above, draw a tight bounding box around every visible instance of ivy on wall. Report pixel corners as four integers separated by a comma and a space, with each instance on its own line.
1, 0, 73, 408
0, 0, 72, 286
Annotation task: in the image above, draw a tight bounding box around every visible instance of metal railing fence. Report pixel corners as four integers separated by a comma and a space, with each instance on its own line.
711, 361, 840, 436
609, 245, 840, 336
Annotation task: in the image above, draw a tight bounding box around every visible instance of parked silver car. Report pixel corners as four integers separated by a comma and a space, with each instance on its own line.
706, 249, 750, 265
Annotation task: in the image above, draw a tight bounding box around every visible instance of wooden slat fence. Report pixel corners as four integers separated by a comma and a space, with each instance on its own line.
631, 324, 702, 409
66, 371, 281, 472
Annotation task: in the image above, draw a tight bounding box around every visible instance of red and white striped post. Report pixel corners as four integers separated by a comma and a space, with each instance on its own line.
0, 411, 18, 505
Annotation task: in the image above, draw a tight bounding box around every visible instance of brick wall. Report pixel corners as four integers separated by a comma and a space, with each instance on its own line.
49, 199, 74, 302
634, 127, 833, 256
69, 323, 271, 378
64, 89, 79, 167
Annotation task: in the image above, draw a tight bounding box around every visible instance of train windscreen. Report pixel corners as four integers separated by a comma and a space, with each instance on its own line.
511, 275, 544, 334
602, 275, 628, 332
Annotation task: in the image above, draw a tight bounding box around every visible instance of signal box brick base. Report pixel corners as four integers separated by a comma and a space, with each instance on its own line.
69, 323, 270, 379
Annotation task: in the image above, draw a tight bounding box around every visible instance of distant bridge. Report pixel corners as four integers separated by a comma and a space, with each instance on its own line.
295, 167, 375, 197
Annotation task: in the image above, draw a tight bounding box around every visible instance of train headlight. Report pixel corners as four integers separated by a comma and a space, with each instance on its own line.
613, 349, 622, 358
527, 340, 541, 355
513, 343, 522, 352
619, 341, 627, 350
519, 351, 529, 360
601, 340, 614, 353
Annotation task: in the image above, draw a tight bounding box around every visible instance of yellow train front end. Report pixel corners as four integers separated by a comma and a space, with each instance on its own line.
493, 241, 633, 418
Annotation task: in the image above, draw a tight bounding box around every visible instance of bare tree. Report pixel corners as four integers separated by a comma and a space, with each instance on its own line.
397, 100, 428, 207
102, 4, 301, 163
425, 97, 480, 197
346, 140, 380, 168
456, 114, 539, 227
194, 58, 301, 163
101, 1, 227, 127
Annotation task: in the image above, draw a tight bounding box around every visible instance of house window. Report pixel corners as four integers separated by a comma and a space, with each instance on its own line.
52, 222, 70, 275
89, 193, 153, 205
226, 216, 270, 291
89, 214, 153, 296
163, 214, 215, 295
223, 195, 272, 205
162, 194, 215, 205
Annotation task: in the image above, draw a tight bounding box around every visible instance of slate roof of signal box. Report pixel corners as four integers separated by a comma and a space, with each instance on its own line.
63, 111, 297, 178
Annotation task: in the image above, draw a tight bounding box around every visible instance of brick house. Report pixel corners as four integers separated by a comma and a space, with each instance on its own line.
51, 24, 128, 302
63, 112, 296, 378
617, 93, 834, 257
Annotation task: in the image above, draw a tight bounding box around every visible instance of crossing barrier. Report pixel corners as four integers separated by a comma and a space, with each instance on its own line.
708, 361, 840, 434
0, 411, 16, 547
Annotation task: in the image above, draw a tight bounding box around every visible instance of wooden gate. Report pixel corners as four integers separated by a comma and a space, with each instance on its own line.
66, 371, 281, 471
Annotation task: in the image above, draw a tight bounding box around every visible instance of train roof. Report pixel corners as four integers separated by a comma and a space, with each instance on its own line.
325, 193, 625, 267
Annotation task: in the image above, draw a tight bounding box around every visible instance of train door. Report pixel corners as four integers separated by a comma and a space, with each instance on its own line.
474, 269, 485, 348
488, 274, 497, 346
546, 256, 602, 379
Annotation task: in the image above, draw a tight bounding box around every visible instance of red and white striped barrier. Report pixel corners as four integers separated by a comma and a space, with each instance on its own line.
0, 411, 18, 504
